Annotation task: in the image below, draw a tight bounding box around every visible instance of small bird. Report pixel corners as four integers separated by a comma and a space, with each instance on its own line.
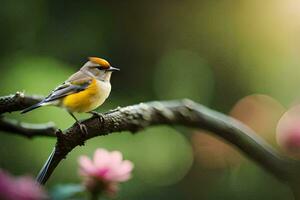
21, 57, 119, 133
21, 57, 119, 184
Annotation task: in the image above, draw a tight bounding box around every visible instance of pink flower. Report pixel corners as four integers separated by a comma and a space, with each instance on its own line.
277, 105, 300, 157
0, 170, 47, 200
78, 148, 134, 196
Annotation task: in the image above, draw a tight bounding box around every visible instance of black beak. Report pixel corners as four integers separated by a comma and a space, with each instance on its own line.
107, 66, 120, 71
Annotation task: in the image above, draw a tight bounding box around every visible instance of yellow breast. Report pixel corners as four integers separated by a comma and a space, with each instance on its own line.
62, 79, 111, 113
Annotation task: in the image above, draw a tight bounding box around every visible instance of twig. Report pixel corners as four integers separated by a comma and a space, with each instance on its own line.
0, 92, 42, 114
0, 92, 56, 138
0, 117, 56, 138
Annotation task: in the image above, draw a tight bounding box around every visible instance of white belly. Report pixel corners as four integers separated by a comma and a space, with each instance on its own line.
89, 80, 111, 111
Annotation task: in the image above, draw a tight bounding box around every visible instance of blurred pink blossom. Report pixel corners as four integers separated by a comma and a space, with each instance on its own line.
277, 105, 300, 157
0, 170, 47, 200
78, 148, 134, 196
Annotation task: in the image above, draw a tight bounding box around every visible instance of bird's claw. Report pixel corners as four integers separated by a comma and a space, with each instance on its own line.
77, 122, 88, 137
89, 111, 104, 123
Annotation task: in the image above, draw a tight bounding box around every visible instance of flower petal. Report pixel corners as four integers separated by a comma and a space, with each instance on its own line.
78, 148, 134, 185
109, 173, 132, 182
108, 151, 123, 167
106, 160, 134, 182
78, 156, 95, 176
0, 170, 47, 200
93, 149, 110, 168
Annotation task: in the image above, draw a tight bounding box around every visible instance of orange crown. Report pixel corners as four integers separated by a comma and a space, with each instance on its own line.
88, 57, 110, 68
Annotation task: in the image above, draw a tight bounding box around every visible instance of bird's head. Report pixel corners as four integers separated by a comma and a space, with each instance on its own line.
81, 57, 120, 81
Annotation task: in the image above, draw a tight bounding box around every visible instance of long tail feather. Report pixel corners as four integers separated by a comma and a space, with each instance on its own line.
36, 148, 55, 184
21, 103, 42, 114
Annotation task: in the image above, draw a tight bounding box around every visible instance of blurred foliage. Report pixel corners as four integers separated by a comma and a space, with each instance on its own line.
1, 0, 300, 199
154, 49, 214, 104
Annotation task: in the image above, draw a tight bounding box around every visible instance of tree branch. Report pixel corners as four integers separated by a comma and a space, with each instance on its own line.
38, 100, 300, 185
0, 92, 42, 114
1, 93, 300, 188
0, 92, 57, 138
0, 117, 56, 138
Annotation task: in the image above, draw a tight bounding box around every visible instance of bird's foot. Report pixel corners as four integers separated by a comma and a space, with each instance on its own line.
89, 111, 104, 130
76, 121, 88, 138
89, 111, 104, 123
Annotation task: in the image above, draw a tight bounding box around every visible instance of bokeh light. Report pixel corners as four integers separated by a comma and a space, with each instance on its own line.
277, 104, 300, 158
132, 127, 193, 186
192, 131, 241, 169
230, 94, 286, 146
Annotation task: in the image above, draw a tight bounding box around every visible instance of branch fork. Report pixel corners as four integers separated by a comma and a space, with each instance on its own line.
1, 92, 300, 193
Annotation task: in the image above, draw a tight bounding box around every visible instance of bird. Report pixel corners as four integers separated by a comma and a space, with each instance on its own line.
21, 56, 119, 133
21, 56, 119, 184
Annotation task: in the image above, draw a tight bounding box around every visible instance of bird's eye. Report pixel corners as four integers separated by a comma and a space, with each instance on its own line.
96, 66, 105, 70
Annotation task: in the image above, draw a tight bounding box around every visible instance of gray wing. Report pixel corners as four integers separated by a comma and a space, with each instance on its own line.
42, 80, 90, 103
20, 71, 93, 113
42, 70, 93, 103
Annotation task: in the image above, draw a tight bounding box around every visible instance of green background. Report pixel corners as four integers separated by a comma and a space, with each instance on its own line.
1, 0, 299, 199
